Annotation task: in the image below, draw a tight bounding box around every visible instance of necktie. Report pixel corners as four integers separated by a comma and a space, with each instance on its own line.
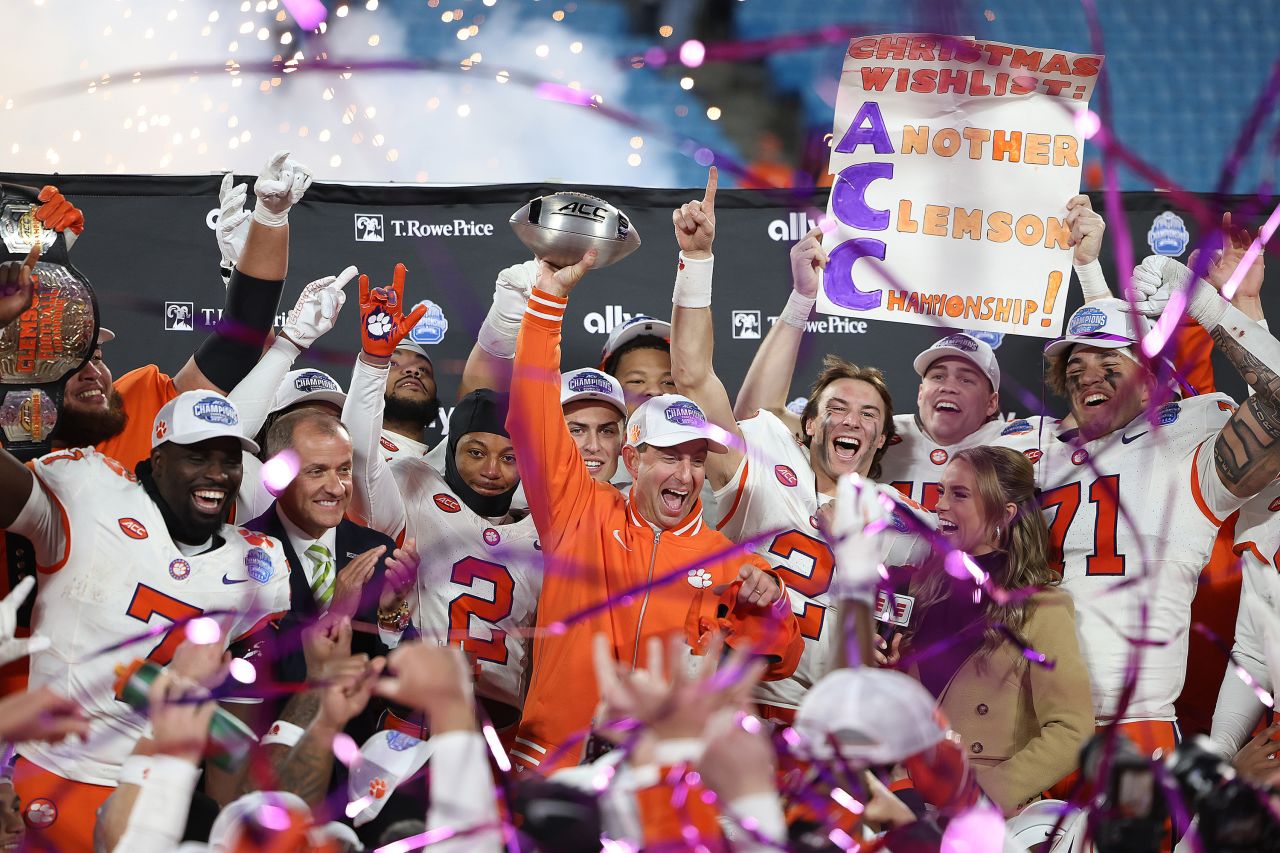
306, 543, 335, 608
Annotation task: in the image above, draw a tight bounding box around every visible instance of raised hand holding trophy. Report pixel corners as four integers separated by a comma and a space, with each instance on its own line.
0, 184, 98, 460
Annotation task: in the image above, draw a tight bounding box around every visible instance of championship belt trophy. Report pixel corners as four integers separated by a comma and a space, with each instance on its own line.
0, 184, 98, 460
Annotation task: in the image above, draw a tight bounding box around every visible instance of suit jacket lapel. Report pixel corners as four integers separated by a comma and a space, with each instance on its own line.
269, 504, 319, 620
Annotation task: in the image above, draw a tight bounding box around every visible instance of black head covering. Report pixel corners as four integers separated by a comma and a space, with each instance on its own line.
444, 389, 519, 518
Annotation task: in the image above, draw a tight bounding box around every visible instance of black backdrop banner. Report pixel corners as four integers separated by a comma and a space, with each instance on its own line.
2, 172, 1275, 438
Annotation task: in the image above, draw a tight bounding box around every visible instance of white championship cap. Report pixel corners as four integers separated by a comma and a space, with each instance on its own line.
560, 367, 627, 418
152, 390, 259, 453
912, 332, 1001, 391
599, 315, 671, 369
1043, 298, 1147, 358
792, 667, 947, 765
625, 394, 727, 453
270, 368, 347, 414
394, 340, 433, 363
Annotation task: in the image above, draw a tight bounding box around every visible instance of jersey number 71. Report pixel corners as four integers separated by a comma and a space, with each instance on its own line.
1040, 475, 1125, 577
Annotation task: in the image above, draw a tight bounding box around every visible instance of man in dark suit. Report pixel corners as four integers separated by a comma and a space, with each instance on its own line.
244, 409, 417, 726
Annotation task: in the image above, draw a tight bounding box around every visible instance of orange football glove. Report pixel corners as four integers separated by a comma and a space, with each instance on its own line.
358, 263, 428, 358
35, 186, 85, 236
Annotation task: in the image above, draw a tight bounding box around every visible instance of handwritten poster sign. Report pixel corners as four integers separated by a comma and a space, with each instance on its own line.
817, 35, 1103, 338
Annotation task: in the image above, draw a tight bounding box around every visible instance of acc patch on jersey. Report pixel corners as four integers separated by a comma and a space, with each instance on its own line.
774, 464, 799, 487
245, 547, 274, 584
1024, 448, 1043, 464
1001, 419, 1033, 436
118, 518, 149, 540
379, 436, 399, 453
1269, 496, 1280, 512
1157, 402, 1180, 425
168, 558, 191, 581
434, 493, 461, 513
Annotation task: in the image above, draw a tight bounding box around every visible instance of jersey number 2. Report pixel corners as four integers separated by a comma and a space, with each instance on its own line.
766, 531, 835, 641
125, 583, 205, 665
448, 557, 515, 665
1040, 475, 1125, 576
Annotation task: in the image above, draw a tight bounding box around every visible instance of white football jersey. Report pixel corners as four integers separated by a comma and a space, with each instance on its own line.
380, 429, 431, 463
880, 414, 1043, 509
993, 393, 1246, 723
390, 460, 542, 712
10, 448, 292, 786
712, 410, 932, 709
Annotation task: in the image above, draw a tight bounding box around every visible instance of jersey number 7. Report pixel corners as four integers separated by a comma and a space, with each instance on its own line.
1040, 475, 1125, 577
125, 583, 206, 665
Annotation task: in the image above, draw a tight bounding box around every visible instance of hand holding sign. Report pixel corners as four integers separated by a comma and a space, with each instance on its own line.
790, 226, 828, 299
1066, 194, 1105, 266
673, 166, 717, 260
359, 263, 428, 358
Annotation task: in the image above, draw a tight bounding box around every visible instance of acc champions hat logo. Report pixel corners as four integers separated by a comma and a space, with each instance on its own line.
935, 333, 978, 352
664, 400, 707, 428
407, 300, 448, 345
1068, 307, 1108, 335
569, 372, 612, 395
294, 371, 339, 393
193, 396, 238, 426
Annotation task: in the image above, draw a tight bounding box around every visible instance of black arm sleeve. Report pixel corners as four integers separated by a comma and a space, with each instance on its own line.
192, 268, 285, 392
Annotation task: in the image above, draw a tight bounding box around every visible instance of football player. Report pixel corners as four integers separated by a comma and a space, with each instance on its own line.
668, 168, 931, 723
0, 391, 290, 851
992, 233, 1277, 759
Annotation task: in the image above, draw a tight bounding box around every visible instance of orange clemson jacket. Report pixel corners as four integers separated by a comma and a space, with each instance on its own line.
506, 286, 803, 774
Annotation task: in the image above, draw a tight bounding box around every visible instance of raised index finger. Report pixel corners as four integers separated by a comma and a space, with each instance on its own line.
21, 244, 40, 274
703, 166, 718, 213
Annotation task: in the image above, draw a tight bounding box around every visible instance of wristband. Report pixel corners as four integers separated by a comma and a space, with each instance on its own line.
262, 719, 306, 748
780, 290, 816, 329
251, 205, 289, 228
477, 304, 522, 359
672, 252, 714, 309
652, 737, 705, 766
147, 753, 203, 785
1073, 259, 1110, 302
119, 754, 152, 786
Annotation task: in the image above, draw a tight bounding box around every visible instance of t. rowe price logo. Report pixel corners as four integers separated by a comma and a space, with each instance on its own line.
768, 211, 819, 241
584, 305, 640, 334
388, 218, 495, 238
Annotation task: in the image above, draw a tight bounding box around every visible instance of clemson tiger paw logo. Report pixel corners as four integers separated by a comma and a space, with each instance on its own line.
366, 311, 393, 338
687, 568, 713, 589
369, 778, 388, 799
154, 421, 168, 441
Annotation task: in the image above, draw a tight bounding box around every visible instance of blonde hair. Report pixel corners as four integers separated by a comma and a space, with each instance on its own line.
799, 355, 895, 480
909, 445, 1057, 656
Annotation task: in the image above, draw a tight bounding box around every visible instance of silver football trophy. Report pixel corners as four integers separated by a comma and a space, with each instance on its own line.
510, 191, 642, 269
0, 184, 98, 460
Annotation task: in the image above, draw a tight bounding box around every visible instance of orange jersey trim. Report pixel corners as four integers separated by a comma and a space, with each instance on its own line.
1189, 444, 1225, 527
715, 460, 750, 532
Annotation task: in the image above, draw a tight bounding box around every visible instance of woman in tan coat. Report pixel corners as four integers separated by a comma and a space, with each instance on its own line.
886, 446, 1093, 816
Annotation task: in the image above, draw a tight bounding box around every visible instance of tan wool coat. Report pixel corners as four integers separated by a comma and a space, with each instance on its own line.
925, 587, 1094, 815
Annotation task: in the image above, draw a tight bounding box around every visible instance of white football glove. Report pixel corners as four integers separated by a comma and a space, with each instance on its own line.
252, 150, 314, 227
478, 260, 539, 358
217, 172, 252, 274
1131, 254, 1228, 329
0, 576, 50, 668
281, 265, 356, 349
826, 473, 893, 608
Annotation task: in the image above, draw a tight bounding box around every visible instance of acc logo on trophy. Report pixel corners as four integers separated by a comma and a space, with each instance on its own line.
165, 302, 194, 332
354, 213, 384, 242
732, 310, 761, 340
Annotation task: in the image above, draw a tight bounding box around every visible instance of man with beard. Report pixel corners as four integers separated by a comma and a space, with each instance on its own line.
93, 150, 314, 472
990, 234, 1280, 764
342, 263, 542, 734
0, 390, 291, 852
378, 341, 442, 462
667, 169, 931, 724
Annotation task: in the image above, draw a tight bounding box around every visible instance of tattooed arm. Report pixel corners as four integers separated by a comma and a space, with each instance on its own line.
1210, 323, 1280, 496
